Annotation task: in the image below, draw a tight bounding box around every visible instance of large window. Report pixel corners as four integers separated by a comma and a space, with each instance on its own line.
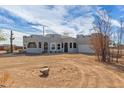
70, 42, 72, 48
28, 42, 37, 48
39, 42, 42, 48
73, 42, 77, 48
51, 44, 56, 50
57, 44, 61, 50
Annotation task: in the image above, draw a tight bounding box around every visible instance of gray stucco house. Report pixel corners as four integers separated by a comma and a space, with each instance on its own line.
23, 34, 94, 54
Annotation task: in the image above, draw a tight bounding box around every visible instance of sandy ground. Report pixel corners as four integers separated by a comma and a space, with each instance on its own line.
0, 53, 124, 88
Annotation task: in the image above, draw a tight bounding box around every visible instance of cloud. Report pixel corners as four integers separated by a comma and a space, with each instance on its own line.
0, 6, 95, 35
0, 5, 104, 45
111, 19, 120, 27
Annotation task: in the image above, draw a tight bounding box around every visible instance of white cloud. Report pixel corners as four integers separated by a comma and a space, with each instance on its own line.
0, 5, 97, 45
111, 19, 120, 27
0, 6, 95, 34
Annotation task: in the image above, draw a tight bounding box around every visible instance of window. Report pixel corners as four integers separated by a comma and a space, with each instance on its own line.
28, 42, 37, 48
57, 44, 61, 50
51, 44, 55, 50
62, 43, 63, 48
44, 42, 48, 52
73, 42, 77, 48
23, 44, 26, 49
24, 47, 26, 49
39, 42, 41, 48
70, 42, 72, 48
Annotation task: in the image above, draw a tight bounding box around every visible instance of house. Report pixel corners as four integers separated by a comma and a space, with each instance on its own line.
23, 34, 95, 54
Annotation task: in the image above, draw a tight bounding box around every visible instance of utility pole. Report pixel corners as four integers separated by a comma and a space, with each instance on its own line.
10, 30, 15, 53
41, 24, 48, 36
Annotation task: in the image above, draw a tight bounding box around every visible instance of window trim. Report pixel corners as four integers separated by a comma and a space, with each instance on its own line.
73, 42, 77, 48
50, 43, 56, 50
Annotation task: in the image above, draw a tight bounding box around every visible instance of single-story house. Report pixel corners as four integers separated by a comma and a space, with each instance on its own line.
23, 34, 94, 54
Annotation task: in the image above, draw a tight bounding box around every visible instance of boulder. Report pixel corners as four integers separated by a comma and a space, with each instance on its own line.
40, 66, 49, 77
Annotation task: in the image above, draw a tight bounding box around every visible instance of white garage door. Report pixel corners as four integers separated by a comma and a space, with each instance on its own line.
78, 45, 94, 54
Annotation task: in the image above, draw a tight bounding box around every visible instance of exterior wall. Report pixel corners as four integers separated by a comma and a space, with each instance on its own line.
26, 48, 42, 54
78, 44, 94, 54
68, 43, 78, 53
77, 35, 94, 54
62, 37, 77, 53
23, 34, 94, 54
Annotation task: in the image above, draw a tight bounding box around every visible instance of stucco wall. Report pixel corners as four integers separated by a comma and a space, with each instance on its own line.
78, 44, 94, 54
23, 34, 94, 54
26, 48, 42, 54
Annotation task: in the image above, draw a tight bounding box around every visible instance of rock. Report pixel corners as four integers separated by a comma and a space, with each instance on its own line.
40, 66, 49, 77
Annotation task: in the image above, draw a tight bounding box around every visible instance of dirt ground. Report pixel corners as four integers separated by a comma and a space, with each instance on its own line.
0, 53, 124, 88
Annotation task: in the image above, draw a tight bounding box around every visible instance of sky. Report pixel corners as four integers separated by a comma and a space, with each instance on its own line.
0, 5, 124, 46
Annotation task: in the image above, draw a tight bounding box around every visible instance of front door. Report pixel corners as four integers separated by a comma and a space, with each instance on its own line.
64, 43, 68, 52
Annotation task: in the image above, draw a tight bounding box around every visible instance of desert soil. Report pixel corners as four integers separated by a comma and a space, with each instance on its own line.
0, 54, 124, 88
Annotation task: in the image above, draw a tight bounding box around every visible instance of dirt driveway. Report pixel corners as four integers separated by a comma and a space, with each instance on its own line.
0, 54, 124, 88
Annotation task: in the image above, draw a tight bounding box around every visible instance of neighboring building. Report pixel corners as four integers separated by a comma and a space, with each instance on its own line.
23, 34, 95, 54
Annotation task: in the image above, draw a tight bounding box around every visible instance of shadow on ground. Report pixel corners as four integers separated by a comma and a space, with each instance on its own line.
104, 62, 124, 73
0, 53, 94, 58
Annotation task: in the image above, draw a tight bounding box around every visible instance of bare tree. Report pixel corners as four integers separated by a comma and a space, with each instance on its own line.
91, 10, 112, 62
116, 19, 124, 62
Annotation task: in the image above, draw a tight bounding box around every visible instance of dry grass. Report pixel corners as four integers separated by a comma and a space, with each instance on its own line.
0, 72, 10, 87
0, 54, 124, 87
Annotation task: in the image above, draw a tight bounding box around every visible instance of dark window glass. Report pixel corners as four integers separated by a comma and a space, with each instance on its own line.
73, 42, 76, 48
39, 42, 41, 48
62, 43, 63, 48
57, 44, 61, 50
70, 43, 72, 48
24, 47, 26, 49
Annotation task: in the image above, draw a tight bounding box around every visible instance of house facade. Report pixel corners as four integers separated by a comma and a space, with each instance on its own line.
23, 34, 94, 54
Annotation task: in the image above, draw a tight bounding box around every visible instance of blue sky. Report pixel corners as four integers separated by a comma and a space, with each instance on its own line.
0, 5, 124, 46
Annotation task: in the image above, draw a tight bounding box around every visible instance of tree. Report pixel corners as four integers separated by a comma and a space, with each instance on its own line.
116, 19, 124, 62
10, 30, 15, 53
0, 30, 6, 41
91, 10, 112, 62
